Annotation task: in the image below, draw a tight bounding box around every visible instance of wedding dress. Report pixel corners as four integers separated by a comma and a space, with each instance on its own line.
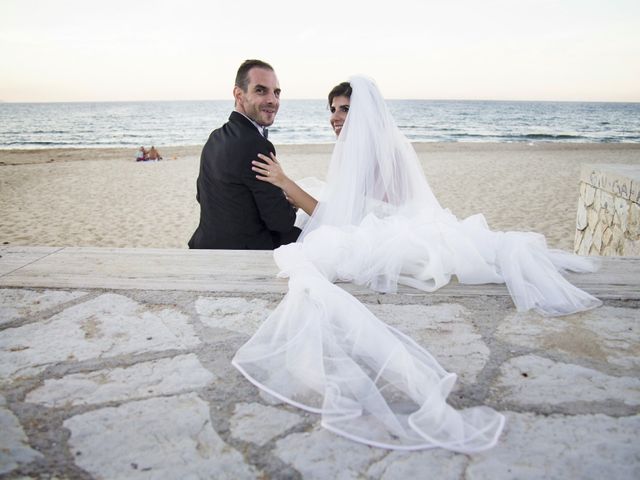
233, 76, 601, 452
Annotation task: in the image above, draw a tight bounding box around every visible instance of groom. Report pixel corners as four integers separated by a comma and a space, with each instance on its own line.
188, 59, 300, 249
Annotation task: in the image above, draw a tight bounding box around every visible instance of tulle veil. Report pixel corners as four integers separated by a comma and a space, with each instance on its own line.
232, 75, 600, 452
300, 76, 441, 236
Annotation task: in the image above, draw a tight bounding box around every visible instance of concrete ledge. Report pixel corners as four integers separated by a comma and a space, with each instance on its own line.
1, 246, 639, 300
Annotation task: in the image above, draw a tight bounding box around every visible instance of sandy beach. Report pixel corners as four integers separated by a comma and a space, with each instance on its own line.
1, 143, 638, 251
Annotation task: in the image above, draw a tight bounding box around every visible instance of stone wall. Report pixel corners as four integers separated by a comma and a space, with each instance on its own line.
575, 164, 640, 256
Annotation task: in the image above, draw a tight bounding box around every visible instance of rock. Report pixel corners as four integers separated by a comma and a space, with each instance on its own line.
0, 288, 87, 326
584, 184, 596, 207
0, 396, 44, 475
65, 393, 258, 479
195, 297, 273, 336
573, 228, 584, 254
593, 188, 602, 211
632, 180, 640, 204
275, 427, 386, 480
490, 355, 640, 406
587, 208, 599, 233
229, 402, 304, 446
367, 449, 467, 479
614, 197, 630, 231
627, 202, 640, 239
578, 228, 593, 256
601, 191, 615, 215
467, 412, 640, 480
612, 226, 625, 254
593, 221, 604, 252
576, 201, 588, 231
0, 293, 200, 383
25, 354, 215, 407
599, 207, 614, 229
622, 238, 640, 256
602, 227, 613, 248
496, 307, 640, 372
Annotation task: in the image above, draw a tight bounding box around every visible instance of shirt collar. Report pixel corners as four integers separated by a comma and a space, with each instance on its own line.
235, 111, 268, 138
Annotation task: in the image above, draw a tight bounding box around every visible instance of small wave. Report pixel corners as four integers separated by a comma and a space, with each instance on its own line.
1, 141, 61, 146
522, 133, 586, 140
448, 133, 500, 140
601, 136, 640, 143
29, 129, 68, 134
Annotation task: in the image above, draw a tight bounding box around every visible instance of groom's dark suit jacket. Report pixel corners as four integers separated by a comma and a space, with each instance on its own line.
188, 112, 300, 249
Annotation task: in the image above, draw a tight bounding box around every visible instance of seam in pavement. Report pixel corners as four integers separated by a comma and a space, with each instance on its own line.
0, 246, 66, 279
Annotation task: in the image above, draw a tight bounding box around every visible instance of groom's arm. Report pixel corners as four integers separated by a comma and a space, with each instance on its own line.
241, 144, 299, 235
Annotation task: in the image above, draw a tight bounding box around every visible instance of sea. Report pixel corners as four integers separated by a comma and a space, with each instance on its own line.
0, 99, 639, 149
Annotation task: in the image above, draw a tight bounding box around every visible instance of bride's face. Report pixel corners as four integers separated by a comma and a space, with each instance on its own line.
330, 95, 350, 136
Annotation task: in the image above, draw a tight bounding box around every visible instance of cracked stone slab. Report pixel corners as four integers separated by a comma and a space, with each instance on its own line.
367, 303, 489, 384
0, 288, 87, 326
195, 296, 273, 336
275, 426, 387, 480
366, 449, 467, 479
25, 354, 215, 407
0, 293, 199, 383
64, 393, 257, 479
0, 395, 44, 475
467, 412, 640, 479
496, 306, 640, 372
229, 402, 305, 446
490, 355, 640, 406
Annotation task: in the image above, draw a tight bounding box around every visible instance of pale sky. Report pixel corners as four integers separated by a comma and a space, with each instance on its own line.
1, 0, 639, 102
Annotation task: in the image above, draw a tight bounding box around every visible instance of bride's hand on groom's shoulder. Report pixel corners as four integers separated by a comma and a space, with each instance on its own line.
252, 152, 288, 188
252, 152, 317, 215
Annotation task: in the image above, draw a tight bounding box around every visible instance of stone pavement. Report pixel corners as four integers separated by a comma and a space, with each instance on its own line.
0, 246, 639, 479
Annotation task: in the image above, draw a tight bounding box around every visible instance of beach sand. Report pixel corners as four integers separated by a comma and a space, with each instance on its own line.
1, 143, 638, 251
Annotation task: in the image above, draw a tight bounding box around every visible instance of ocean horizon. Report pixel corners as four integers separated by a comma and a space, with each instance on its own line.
1, 99, 639, 149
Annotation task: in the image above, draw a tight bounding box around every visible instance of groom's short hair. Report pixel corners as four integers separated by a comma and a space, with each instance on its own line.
235, 59, 275, 92
328, 82, 352, 106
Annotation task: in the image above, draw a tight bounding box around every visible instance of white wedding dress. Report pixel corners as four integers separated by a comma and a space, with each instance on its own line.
233, 76, 601, 452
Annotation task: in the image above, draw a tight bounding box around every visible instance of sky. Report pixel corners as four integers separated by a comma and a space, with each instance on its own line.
1, 0, 639, 102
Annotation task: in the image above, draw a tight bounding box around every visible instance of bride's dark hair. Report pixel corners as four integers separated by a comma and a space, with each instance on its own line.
328, 81, 352, 107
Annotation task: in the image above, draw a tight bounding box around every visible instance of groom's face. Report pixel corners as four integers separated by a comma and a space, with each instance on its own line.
234, 67, 281, 127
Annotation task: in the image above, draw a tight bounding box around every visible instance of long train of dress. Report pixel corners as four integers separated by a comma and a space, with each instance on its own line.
232, 207, 601, 452
234, 74, 601, 452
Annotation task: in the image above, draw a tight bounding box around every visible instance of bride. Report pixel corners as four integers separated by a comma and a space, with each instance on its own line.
232, 76, 601, 452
